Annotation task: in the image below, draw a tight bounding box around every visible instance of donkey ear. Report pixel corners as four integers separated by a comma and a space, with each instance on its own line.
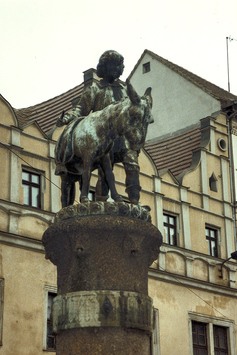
144, 87, 152, 108
126, 79, 141, 105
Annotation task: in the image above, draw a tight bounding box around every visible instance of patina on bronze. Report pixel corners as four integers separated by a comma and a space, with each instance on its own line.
42, 51, 162, 354
55, 50, 154, 207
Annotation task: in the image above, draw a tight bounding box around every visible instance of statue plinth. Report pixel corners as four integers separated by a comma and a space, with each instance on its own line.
42, 202, 162, 355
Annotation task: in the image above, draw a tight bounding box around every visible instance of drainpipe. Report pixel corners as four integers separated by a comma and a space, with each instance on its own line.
226, 109, 237, 249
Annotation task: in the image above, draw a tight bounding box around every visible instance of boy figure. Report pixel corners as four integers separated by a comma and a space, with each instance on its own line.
56, 50, 141, 205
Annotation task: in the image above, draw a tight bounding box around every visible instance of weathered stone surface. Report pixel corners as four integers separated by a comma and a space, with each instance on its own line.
42, 203, 162, 295
54, 201, 152, 223
53, 290, 153, 333
56, 327, 151, 355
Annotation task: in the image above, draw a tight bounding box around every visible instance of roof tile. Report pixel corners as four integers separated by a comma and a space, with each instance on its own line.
144, 125, 201, 177
14, 83, 84, 133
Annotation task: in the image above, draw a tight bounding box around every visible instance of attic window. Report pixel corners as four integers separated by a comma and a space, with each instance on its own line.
143, 62, 150, 73
209, 172, 218, 192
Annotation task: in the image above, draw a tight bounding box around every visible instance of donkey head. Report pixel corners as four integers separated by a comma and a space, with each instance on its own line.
124, 79, 153, 151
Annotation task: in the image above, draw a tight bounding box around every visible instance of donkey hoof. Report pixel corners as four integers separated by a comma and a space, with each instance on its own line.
81, 197, 89, 203
114, 195, 124, 203
129, 198, 139, 205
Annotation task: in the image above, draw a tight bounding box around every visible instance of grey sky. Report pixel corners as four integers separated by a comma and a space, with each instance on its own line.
0, 0, 236, 108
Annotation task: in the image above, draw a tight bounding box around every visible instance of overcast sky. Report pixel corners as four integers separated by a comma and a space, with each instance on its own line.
0, 0, 237, 108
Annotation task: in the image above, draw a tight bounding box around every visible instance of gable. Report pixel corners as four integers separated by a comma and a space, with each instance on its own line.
130, 52, 221, 139
159, 169, 178, 184
0, 95, 18, 127
51, 125, 66, 142
139, 149, 157, 176
23, 121, 47, 139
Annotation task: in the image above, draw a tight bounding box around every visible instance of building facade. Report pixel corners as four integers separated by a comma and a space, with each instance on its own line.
0, 50, 237, 354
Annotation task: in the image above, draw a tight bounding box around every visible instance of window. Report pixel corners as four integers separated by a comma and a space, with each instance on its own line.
22, 169, 41, 208
143, 62, 150, 73
47, 292, 56, 350
192, 321, 208, 354
192, 322, 229, 355
214, 325, 229, 355
43, 287, 57, 351
189, 313, 234, 355
163, 213, 177, 246
205, 226, 218, 257
209, 172, 218, 192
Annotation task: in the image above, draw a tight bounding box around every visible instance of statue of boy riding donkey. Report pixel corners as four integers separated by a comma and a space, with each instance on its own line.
55, 50, 153, 207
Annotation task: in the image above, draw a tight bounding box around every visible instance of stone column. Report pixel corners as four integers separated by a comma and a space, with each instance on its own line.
42, 202, 162, 355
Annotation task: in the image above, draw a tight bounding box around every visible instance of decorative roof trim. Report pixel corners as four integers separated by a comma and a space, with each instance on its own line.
144, 124, 201, 178
0, 94, 19, 128
21, 120, 49, 140
176, 150, 202, 185
141, 148, 158, 176
176, 119, 212, 184
157, 169, 179, 185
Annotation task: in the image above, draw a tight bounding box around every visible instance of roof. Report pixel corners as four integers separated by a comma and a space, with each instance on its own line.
13, 81, 201, 178
12, 49, 235, 178
14, 83, 84, 134
14, 49, 237, 136
144, 125, 201, 177
129, 49, 237, 108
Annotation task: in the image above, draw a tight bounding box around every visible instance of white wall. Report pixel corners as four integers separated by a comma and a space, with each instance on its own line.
130, 53, 221, 140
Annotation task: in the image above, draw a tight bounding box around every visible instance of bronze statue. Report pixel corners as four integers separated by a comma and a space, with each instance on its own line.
55, 51, 153, 207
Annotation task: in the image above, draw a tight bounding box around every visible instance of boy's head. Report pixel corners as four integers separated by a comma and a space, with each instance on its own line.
97, 50, 124, 83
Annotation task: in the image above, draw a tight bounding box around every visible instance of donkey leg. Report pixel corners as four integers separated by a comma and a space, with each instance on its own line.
69, 181, 76, 206
95, 167, 109, 202
80, 163, 92, 203
61, 175, 73, 208
101, 155, 123, 202
123, 150, 141, 204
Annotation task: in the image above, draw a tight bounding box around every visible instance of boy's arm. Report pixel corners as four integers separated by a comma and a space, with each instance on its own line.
56, 83, 98, 127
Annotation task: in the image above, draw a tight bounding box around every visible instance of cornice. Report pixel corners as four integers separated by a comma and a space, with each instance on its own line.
148, 268, 237, 298
0, 230, 45, 253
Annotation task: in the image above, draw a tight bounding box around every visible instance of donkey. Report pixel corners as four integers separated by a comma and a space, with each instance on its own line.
55, 79, 153, 205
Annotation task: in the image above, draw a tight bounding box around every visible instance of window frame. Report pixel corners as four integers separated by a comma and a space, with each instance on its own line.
189, 312, 236, 355
151, 308, 160, 355
43, 286, 57, 352
213, 324, 229, 354
163, 212, 179, 246
22, 166, 45, 209
192, 320, 208, 354
0, 280, 4, 346
205, 225, 220, 258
